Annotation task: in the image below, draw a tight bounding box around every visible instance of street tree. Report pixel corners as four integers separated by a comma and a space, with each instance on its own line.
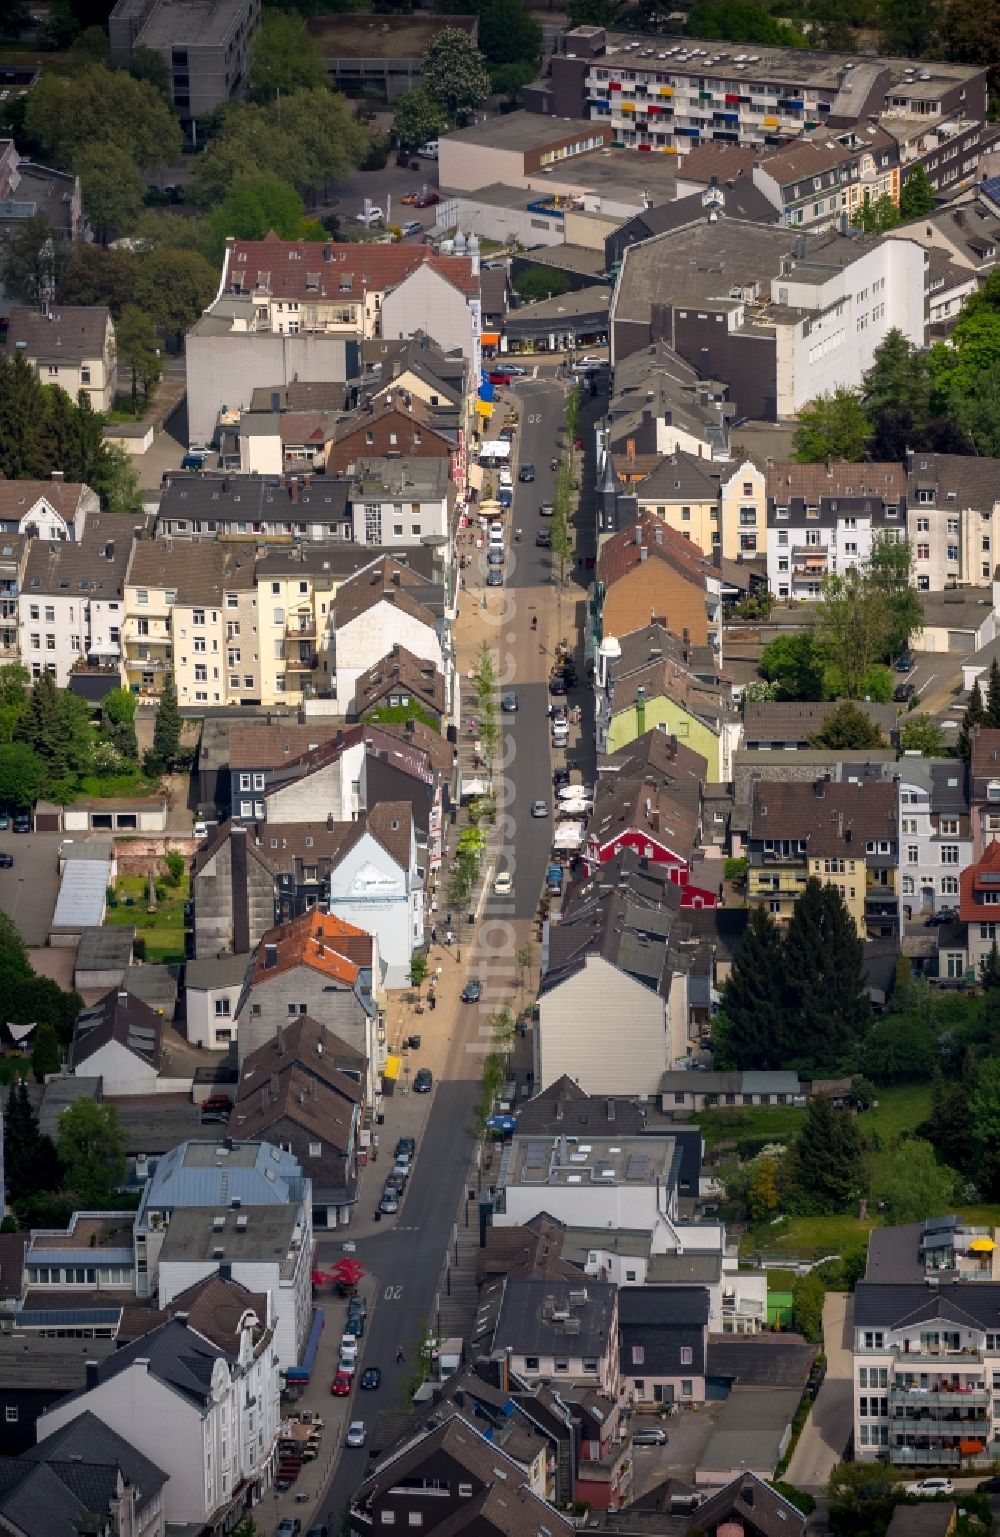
59, 243, 141, 318
986, 656, 1000, 728
421, 29, 491, 123
207, 173, 307, 257
793, 387, 870, 462
152, 671, 181, 771
899, 164, 934, 220
898, 714, 945, 756
716, 905, 789, 1070
809, 700, 885, 750
958, 679, 987, 761
115, 304, 163, 415
76, 142, 146, 245
57, 1099, 126, 1204
550, 462, 574, 587
393, 88, 447, 152
409, 950, 429, 997
248, 11, 329, 103
270, 89, 369, 201
134, 247, 218, 339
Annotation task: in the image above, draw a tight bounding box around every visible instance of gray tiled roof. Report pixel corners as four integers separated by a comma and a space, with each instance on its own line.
5, 305, 109, 365
853, 1280, 1000, 1330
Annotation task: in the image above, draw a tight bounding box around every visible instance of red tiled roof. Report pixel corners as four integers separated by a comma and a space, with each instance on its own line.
960, 837, 1000, 922
224, 232, 479, 302
251, 909, 370, 987
597, 512, 712, 592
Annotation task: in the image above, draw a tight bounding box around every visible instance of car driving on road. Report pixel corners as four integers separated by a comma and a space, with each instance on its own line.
905, 1479, 954, 1497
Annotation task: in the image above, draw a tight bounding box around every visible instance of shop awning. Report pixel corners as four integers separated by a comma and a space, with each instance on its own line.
481, 332, 500, 347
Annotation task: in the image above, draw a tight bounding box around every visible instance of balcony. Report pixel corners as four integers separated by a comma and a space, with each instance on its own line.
285, 652, 318, 672
893, 1415, 990, 1435
124, 655, 172, 673
891, 1386, 989, 1407
285, 617, 317, 640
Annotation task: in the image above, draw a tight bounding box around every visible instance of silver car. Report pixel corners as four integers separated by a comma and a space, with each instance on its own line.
346, 1420, 367, 1447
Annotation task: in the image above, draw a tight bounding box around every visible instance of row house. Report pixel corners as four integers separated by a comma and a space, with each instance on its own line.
897, 757, 971, 918
234, 909, 380, 1095
346, 455, 451, 549
751, 125, 900, 231
330, 393, 460, 480
5, 305, 116, 412
37, 1309, 281, 1530
534, 29, 987, 161
719, 457, 767, 564
747, 777, 900, 939
328, 554, 450, 716
631, 451, 724, 557
906, 452, 1000, 590
764, 461, 908, 600
596, 513, 723, 656
18, 518, 130, 686
123, 538, 256, 704
970, 728, 1000, 859
0, 477, 98, 543
0, 534, 26, 661
604, 340, 733, 466
958, 836, 1000, 978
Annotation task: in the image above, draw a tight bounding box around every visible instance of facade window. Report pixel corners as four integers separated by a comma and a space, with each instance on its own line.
940, 875, 958, 895
214, 998, 231, 1017
680, 1346, 693, 1365
946, 952, 964, 979
941, 845, 959, 864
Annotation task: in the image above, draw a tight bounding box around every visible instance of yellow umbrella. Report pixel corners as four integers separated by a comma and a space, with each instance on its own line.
969, 1238, 995, 1252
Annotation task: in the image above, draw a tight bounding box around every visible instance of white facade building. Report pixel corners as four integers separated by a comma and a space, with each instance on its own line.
898, 758, 972, 919
326, 806, 422, 989
18, 518, 128, 685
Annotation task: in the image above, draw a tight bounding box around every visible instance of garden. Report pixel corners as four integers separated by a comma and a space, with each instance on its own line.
106, 851, 189, 965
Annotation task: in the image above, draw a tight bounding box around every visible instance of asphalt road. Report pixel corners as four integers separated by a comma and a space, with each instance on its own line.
0, 831, 63, 947
315, 377, 569, 1527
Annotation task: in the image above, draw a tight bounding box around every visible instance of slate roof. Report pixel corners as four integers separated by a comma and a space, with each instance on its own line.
238, 1013, 366, 1097
514, 1078, 646, 1138
0, 1410, 167, 1537
906, 454, 1000, 511
691, 1472, 807, 1537
21, 515, 130, 598
224, 232, 479, 301
227, 720, 356, 771
334, 799, 413, 874
493, 1277, 617, 1359
332, 555, 440, 631
476, 1217, 582, 1285
56, 1315, 228, 1409
766, 459, 907, 503
749, 777, 898, 854
762, 125, 897, 189
71, 989, 164, 1073
0, 481, 92, 529
606, 655, 733, 727
611, 622, 719, 685
139, 1138, 304, 1216
636, 451, 724, 504
156, 470, 350, 525
4, 305, 109, 364
853, 1280, 1000, 1330
618, 1285, 708, 1377
743, 698, 897, 743
249, 908, 369, 987
231, 1061, 359, 1153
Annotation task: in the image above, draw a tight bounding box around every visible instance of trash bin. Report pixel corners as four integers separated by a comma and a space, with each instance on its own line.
376, 1112, 385, 1125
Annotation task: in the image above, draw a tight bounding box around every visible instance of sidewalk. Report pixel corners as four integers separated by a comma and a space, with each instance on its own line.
784, 1292, 853, 1492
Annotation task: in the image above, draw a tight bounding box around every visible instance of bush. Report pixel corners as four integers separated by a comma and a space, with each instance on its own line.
792, 1270, 826, 1343
164, 849, 185, 885
361, 137, 389, 171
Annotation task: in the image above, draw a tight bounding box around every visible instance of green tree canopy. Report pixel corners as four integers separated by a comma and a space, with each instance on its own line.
787, 1094, 866, 1212
478, 0, 542, 73
31, 1022, 62, 1084
758, 630, 826, 701
809, 700, 885, 750
421, 28, 491, 122
716, 905, 789, 1070
793, 387, 870, 463
878, 0, 941, 53
0, 742, 47, 807
59, 243, 141, 318
2, 215, 66, 305
129, 45, 172, 100
115, 304, 163, 415
514, 265, 570, 301
24, 65, 182, 172
207, 173, 308, 258
871, 1138, 956, 1222
248, 11, 330, 103
76, 141, 146, 245
899, 163, 934, 220
134, 247, 218, 337
783, 878, 872, 1075
898, 714, 945, 756
854, 190, 901, 234
687, 0, 804, 40
152, 670, 181, 770
958, 679, 987, 762
57, 1099, 126, 1204
393, 88, 447, 151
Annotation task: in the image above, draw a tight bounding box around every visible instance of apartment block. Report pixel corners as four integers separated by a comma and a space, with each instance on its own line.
764, 461, 908, 600
123, 539, 255, 703
18, 519, 129, 686
109, 0, 261, 121
897, 758, 970, 919
532, 28, 987, 164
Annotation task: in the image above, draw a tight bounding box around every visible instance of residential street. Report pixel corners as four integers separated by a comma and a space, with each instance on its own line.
313, 375, 574, 1530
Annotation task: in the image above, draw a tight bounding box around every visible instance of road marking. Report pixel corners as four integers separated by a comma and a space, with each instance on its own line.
383, 1284, 403, 1299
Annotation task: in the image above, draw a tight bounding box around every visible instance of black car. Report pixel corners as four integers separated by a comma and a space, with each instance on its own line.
518, 464, 535, 482
12, 811, 30, 833
553, 767, 570, 788
977, 1477, 1000, 1493
0, 853, 12, 870
927, 906, 958, 926
896, 651, 915, 672
549, 675, 567, 696
486, 569, 503, 586
894, 682, 916, 703
360, 1367, 381, 1390
501, 692, 519, 712
462, 980, 482, 1003
535, 529, 551, 548
396, 1136, 416, 1157
413, 1068, 433, 1093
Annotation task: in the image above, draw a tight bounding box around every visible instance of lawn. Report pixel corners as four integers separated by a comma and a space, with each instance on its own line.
76, 773, 162, 799
106, 872, 188, 965
858, 1082, 932, 1143
696, 1083, 934, 1157
741, 1211, 877, 1265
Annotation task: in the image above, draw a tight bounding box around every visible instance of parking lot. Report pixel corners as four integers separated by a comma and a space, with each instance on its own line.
0, 831, 62, 947
628, 1403, 724, 1494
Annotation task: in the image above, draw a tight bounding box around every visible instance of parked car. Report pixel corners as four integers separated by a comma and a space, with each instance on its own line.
486, 569, 504, 586
345, 1420, 367, 1448
415, 192, 440, 207
192, 820, 208, 839
413, 1067, 433, 1092
502, 692, 519, 712
331, 1372, 352, 1396
905, 1479, 954, 1497
498, 426, 516, 440
360, 1367, 381, 1390
348, 1297, 367, 1318
632, 1427, 668, 1446
977, 1476, 1000, 1493
536, 529, 551, 548
379, 1194, 399, 1214
531, 800, 548, 818
896, 651, 915, 672
0, 809, 8, 830
549, 674, 567, 695
489, 371, 513, 386
462, 980, 483, 1003
355, 207, 385, 225
894, 682, 916, 702
926, 906, 958, 926
12, 811, 30, 833
0, 854, 12, 869
344, 1314, 365, 1337
202, 1095, 232, 1113
276, 1520, 302, 1537
487, 548, 504, 567
396, 1137, 416, 1157
402, 220, 423, 238
546, 864, 564, 894
503, 363, 528, 376
553, 767, 570, 787
573, 353, 606, 370
417, 140, 438, 158
518, 463, 535, 482
400, 191, 420, 205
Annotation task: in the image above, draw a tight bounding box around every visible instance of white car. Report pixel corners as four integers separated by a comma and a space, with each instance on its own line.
494, 871, 513, 896
193, 821, 208, 840
489, 522, 504, 546
905, 1479, 954, 1498
573, 353, 606, 370
499, 467, 513, 489
356, 206, 385, 225
418, 140, 439, 159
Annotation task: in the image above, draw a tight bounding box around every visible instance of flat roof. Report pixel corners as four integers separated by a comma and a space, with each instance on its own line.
539, 148, 677, 200
0, 1336, 116, 1389
51, 860, 110, 931
306, 12, 477, 58
137, 0, 247, 46
159, 1204, 299, 1265
444, 110, 601, 152
503, 1133, 675, 1187
75, 927, 134, 970
698, 1386, 802, 1472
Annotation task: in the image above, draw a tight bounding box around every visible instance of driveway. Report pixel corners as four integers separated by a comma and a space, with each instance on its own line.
785, 1292, 853, 1492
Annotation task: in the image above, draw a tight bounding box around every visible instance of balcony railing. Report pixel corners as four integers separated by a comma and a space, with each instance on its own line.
286, 618, 317, 639
892, 1414, 990, 1434
891, 1388, 989, 1407
285, 653, 318, 672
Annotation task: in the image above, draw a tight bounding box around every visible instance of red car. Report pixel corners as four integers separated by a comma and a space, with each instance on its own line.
415, 192, 440, 208
332, 1371, 352, 1396
489, 371, 513, 386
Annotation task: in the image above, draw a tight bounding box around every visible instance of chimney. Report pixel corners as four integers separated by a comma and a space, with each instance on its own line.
51, 469, 64, 482
290, 480, 299, 504
636, 685, 646, 736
